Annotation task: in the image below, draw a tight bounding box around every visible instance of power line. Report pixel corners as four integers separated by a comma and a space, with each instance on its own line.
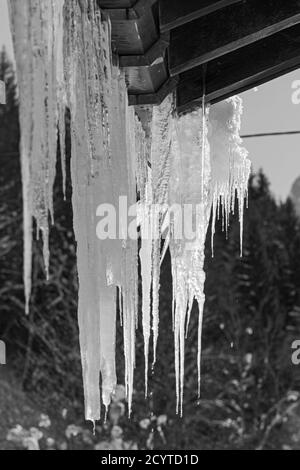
1, 131, 300, 156
241, 130, 300, 139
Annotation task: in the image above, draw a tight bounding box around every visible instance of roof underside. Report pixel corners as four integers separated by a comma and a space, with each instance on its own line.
98, 0, 300, 112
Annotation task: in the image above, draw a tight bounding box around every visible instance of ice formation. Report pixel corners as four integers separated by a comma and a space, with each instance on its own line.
0, 81, 5, 104
168, 107, 210, 415
8, 0, 66, 313
139, 95, 173, 394
167, 100, 250, 412
63, 0, 141, 420
9, 0, 250, 421
209, 98, 251, 256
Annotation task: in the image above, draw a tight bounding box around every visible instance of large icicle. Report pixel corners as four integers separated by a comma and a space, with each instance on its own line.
65, 1, 115, 421
8, 0, 65, 313
10, 0, 140, 420
139, 174, 153, 397
64, 0, 140, 420
169, 107, 211, 415
138, 95, 173, 395
64, 0, 103, 421
150, 95, 173, 368
165, 97, 250, 414
136, 107, 153, 396
119, 97, 139, 416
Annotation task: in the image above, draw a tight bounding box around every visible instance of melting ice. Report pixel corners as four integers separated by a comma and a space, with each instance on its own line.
9, 0, 251, 421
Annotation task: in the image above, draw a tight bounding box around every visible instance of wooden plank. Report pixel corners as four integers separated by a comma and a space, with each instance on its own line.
128, 77, 179, 106
98, 0, 136, 8
160, 0, 242, 32
119, 33, 169, 67
126, 62, 169, 94
98, 0, 156, 19
177, 24, 300, 112
169, 0, 300, 76
100, 0, 159, 55
109, 14, 158, 55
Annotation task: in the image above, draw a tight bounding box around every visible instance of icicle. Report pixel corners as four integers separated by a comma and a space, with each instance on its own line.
100, 286, 117, 412
136, 106, 153, 396
119, 98, 139, 415
8, 0, 66, 311
64, 1, 119, 421
149, 94, 173, 367
139, 176, 153, 397
201, 64, 207, 202
169, 107, 211, 415
64, 0, 140, 418
134, 108, 151, 201
138, 95, 173, 396
55, 1, 67, 199
0, 81, 5, 104
209, 96, 251, 256
10, 0, 251, 422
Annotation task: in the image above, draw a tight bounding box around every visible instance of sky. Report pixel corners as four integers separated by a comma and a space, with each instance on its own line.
241, 74, 300, 201
1, 0, 300, 200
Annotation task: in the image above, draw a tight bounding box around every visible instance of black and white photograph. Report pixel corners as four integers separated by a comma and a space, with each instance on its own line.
1, 0, 300, 455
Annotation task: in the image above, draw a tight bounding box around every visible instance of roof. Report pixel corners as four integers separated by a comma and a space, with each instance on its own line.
98, 0, 300, 112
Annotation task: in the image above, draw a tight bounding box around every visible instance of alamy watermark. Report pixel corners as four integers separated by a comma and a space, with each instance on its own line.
95, 196, 207, 243
291, 340, 300, 365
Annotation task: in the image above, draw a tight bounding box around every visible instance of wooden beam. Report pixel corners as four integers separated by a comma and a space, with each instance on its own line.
159, 0, 242, 32
128, 77, 179, 106
98, 0, 136, 8
119, 33, 169, 67
126, 61, 169, 94
107, 9, 158, 55
176, 24, 300, 112
169, 0, 300, 76
99, 0, 159, 56
98, 0, 157, 20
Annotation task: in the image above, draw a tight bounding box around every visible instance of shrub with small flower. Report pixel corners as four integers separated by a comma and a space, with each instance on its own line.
5, 385, 141, 450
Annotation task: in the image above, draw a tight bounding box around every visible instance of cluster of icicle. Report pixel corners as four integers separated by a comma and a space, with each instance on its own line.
8, 0, 66, 314
9, 0, 251, 423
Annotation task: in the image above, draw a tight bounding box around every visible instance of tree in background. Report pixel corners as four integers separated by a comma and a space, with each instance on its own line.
0, 47, 23, 350
0, 47, 19, 154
